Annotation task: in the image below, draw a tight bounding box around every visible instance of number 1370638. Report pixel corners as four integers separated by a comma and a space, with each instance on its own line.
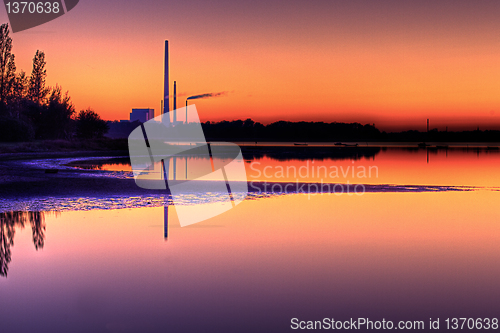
446, 318, 498, 330
6, 2, 60, 14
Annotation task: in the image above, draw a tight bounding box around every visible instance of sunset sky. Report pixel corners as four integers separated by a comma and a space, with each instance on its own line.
1, 0, 500, 131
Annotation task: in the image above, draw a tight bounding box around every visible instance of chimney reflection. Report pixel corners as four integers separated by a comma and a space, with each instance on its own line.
173, 157, 177, 180
164, 205, 169, 239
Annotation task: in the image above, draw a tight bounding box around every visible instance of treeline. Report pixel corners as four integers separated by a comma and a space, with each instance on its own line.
202, 119, 381, 141
0, 23, 107, 142
202, 119, 500, 142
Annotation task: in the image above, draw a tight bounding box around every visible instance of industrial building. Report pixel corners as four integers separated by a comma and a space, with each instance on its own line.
130, 108, 154, 123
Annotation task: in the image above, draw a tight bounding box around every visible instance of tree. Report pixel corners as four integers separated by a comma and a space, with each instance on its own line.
0, 23, 16, 113
8, 70, 28, 118
75, 108, 109, 139
37, 85, 76, 139
3, 53, 18, 116
29, 50, 47, 105
0, 31, 106, 143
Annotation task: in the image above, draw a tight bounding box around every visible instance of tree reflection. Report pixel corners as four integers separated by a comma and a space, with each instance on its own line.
0, 211, 47, 277
29, 212, 45, 250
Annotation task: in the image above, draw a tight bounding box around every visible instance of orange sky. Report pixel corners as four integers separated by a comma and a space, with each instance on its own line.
1, 0, 500, 131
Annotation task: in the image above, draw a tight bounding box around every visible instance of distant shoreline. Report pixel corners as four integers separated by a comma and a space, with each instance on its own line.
2, 138, 500, 156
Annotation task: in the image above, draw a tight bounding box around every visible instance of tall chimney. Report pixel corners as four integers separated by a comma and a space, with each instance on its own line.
164, 40, 170, 116
173, 81, 177, 122
427, 119, 429, 132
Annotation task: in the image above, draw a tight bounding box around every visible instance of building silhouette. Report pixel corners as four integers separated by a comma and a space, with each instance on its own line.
130, 108, 154, 123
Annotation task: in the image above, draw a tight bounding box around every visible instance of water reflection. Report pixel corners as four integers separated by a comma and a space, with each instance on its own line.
65, 147, 500, 188
241, 146, 381, 161
164, 205, 168, 239
67, 146, 500, 173
73, 159, 130, 171
0, 212, 48, 277
2, 192, 500, 332
67, 147, 383, 172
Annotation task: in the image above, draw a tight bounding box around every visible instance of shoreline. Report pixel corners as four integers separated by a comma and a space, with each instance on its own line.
0, 153, 477, 213
0, 147, 487, 213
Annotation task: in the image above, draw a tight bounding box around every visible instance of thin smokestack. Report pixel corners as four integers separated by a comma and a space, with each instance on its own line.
164, 40, 169, 115
173, 81, 177, 122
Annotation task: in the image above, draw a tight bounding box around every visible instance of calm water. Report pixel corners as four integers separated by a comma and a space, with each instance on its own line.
1, 148, 500, 332
70, 146, 500, 187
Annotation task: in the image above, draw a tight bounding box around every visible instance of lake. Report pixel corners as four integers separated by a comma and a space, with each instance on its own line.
1, 147, 499, 332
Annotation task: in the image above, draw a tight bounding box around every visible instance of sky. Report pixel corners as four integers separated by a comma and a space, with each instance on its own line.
1, 0, 500, 131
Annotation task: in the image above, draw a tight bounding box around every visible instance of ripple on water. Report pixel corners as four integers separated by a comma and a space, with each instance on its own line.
0, 191, 251, 213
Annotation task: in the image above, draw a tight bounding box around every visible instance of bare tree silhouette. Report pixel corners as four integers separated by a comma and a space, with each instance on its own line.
0, 23, 15, 114
28, 50, 47, 105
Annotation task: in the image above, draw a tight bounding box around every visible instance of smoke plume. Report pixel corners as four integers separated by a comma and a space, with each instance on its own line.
186, 92, 227, 100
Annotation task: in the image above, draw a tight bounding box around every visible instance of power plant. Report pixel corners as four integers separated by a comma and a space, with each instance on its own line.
127, 40, 221, 127
109, 40, 180, 139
